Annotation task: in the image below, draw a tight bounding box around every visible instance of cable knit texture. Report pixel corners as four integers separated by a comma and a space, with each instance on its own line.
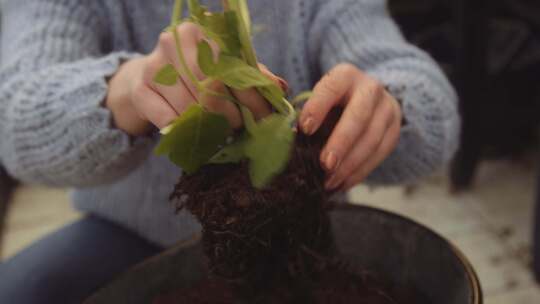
0, 0, 460, 246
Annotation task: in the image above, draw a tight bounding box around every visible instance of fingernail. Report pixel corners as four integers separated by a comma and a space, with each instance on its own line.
324, 151, 339, 172
302, 117, 314, 135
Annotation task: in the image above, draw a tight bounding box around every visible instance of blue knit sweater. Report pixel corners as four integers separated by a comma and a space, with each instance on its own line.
0, 0, 459, 246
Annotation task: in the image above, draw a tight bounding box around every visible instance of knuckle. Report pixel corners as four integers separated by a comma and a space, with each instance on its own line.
347, 140, 379, 171
334, 131, 356, 152
158, 32, 174, 48
379, 97, 400, 128
340, 134, 355, 151
348, 152, 366, 172
389, 95, 401, 113
349, 104, 369, 124
317, 77, 342, 98
143, 54, 159, 71
131, 82, 148, 101
335, 63, 357, 76
393, 103, 403, 124
368, 137, 385, 159
339, 157, 359, 177
380, 102, 395, 120
365, 137, 381, 156
177, 22, 200, 37
141, 60, 160, 85
366, 80, 384, 100
177, 23, 192, 35
332, 170, 346, 184
383, 101, 397, 122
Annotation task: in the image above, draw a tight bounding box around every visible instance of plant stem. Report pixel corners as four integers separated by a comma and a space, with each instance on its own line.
226, 0, 295, 118
291, 91, 314, 106
227, 0, 257, 68
283, 97, 297, 122
172, 29, 202, 92
189, 0, 294, 119
171, 0, 184, 26
170, 0, 203, 93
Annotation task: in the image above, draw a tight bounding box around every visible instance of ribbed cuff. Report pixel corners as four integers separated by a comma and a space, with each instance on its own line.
3, 52, 155, 186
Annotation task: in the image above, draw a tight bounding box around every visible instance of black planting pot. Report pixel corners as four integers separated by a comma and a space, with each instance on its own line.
84, 205, 482, 304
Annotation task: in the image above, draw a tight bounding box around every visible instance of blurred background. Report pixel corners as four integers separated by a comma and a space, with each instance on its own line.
2, 0, 540, 303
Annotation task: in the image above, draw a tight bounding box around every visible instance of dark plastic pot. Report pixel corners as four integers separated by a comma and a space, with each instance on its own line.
84, 205, 482, 304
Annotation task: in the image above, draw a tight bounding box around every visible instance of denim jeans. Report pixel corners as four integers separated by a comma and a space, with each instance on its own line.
0, 216, 163, 304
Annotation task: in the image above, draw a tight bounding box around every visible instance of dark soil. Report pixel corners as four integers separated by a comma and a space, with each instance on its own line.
170, 111, 338, 290
162, 109, 423, 303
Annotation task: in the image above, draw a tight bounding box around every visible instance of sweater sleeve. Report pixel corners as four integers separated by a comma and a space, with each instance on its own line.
0, 0, 154, 187
308, 0, 460, 185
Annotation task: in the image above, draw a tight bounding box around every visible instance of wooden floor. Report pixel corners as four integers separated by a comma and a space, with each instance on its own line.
1, 186, 80, 260
1, 159, 539, 302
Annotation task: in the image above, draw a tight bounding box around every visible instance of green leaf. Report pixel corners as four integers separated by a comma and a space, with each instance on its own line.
187, 0, 206, 21
213, 55, 274, 90
155, 104, 232, 174
197, 40, 216, 76
245, 114, 295, 188
190, 9, 242, 57
205, 12, 242, 57
154, 64, 179, 86
257, 84, 288, 114
209, 132, 249, 164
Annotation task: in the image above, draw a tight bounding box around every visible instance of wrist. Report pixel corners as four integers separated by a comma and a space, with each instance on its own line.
106, 57, 151, 136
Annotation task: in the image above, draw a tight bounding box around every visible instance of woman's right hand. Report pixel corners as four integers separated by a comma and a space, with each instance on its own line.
106, 22, 286, 136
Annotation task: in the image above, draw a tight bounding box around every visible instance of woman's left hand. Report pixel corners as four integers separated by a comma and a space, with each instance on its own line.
300, 63, 402, 191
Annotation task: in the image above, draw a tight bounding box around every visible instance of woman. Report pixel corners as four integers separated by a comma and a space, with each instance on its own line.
0, 0, 459, 303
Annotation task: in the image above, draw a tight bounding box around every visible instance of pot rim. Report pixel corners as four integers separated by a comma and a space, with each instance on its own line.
336, 204, 483, 304
86, 204, 483, 304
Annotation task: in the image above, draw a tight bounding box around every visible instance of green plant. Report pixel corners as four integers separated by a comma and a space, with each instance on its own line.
154, 0, 310, 188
